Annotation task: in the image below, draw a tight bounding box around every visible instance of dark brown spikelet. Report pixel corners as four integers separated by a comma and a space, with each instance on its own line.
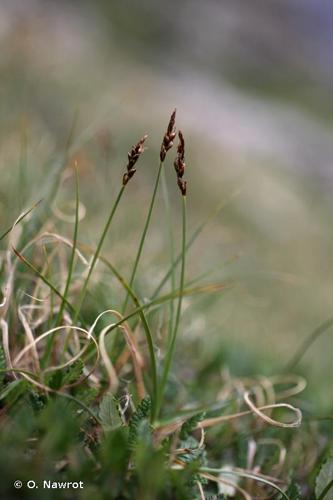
177, 178, 187, 196
160, 109, 177, 162
122, 134, 148, 185
174, 130, 187, 196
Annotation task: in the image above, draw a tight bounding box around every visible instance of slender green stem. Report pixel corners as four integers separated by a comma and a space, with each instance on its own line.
41, 245, 53, 332
65, 109, 79, 155
0, 199, 43, 243
284, 317, 333, 372
12, 246, 76, 317
18, 119, 28, 211
55, 391, 101, 425
151, 194, 238, 300
129, 195, 234, 337
56, 167, 80, 327
151, 217, 194, 300
41, 168, 80, 368
12, 244, 89, 339
99, 256, 158, 417
155, 196, 186, 420
122, 161, 163, 313
81, 278, 228, 369
161, 165, 176, 341
74, 186, 125, 322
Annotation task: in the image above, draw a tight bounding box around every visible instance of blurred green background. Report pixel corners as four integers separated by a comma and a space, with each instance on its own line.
1, 0, 333, 410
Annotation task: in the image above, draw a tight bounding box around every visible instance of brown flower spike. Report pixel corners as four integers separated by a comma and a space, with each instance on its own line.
123, 134, 148, 185
160, 109, 177, 162
174, 130, 187, 196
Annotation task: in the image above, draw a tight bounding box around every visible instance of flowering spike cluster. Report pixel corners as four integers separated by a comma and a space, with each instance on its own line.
160, 109, 177, 162
174, 130, 187, 196
122, 134, 148, 186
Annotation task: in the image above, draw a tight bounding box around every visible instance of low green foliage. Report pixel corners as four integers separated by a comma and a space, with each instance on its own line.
99, 392, 123, 432
180, 411, 206, 440
128, 396, 152, 449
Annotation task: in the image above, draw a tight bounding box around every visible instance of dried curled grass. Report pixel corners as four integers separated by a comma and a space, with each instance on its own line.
0, 161, 308, 499
0, 218, 148, 400
154, 374, 305, 444
89, 309, 145, 398
0, 318, 15, 379
200, 375, 305, 430
11, 324, 99, 392
160, 373, 306, 498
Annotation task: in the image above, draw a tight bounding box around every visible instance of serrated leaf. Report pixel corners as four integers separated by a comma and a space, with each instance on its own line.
99, 392, 122, 431
180, 411, 206, 440
316, 456, 333, 500
128, 397, 151, 449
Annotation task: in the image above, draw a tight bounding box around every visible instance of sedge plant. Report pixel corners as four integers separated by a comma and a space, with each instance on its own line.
121, 109, 177, 314
155, 130, 188, 420
0, 110, 325, 499
74, 134, 148, 323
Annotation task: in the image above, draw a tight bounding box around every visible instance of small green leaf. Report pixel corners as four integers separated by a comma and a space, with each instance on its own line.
316, 456, 333, 500
99, 392, 122, 432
